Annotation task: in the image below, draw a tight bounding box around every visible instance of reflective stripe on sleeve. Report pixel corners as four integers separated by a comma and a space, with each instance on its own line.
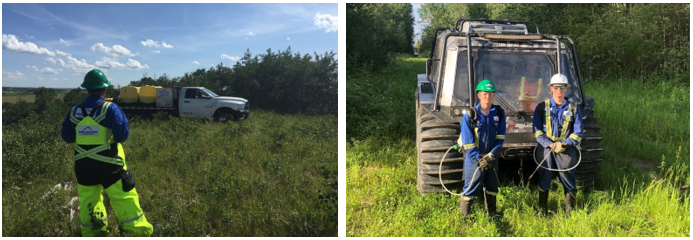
569, 134, 582, 142
534, 130, 544, 137
463, 143, 477, 150
495, 135, 505, 140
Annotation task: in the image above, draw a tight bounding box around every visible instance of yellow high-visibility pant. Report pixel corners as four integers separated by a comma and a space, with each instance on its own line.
78, 181, 152, 236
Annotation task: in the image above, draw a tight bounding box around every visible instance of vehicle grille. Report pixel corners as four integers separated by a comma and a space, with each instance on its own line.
420, 82, 434, 94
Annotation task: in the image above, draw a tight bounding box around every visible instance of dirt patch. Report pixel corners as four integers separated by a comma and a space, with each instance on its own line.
625, 157, 659, 174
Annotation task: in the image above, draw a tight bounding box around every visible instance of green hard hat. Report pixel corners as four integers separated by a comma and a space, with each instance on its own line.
475, 79, 496, 92
81, 69, 111, 89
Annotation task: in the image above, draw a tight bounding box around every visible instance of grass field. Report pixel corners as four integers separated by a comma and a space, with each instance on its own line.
2, 91, 66, 103
2, 110, 337, 236
346, 57, 690, 237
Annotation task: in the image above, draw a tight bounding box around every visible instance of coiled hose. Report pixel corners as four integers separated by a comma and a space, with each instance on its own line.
528, 144, 582, 180
438, 146, 499, 196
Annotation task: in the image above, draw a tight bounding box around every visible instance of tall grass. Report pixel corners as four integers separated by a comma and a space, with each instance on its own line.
585, 80, 689, 186
2, 110, 337, 236
346, 57, 690, 237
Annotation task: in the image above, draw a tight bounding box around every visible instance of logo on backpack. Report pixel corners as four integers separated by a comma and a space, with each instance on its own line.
78, 126, 99, 136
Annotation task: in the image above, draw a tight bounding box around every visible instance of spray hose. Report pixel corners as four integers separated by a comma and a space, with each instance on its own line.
438, 145, 500, 197
528, 144, 582, 180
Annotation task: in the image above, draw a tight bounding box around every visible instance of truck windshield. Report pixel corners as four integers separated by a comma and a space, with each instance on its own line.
455, 50, 578, 113
201, 88, 219, 97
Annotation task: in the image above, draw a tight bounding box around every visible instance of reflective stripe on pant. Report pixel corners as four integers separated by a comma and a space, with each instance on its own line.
78, 180, 152, 237
461, 155, 499, 198
537, 146, 577, 191
104, 179, 153, 236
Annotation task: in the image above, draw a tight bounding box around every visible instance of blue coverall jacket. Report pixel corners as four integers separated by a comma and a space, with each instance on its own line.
459, 103, 506, 197
532, 97, 583, 191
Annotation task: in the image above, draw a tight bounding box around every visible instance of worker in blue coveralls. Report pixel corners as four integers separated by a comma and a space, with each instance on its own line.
458, 79, 506, 219
532, 73, 583, 217
61, 69, 153, 236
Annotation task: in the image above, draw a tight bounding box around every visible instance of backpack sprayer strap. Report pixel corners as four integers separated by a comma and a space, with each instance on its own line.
79, 101, 106, 120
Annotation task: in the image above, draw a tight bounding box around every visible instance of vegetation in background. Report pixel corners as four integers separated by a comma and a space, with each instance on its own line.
126, 47, 337, 116
347, 3, 415, 71
416, 3, 689, 82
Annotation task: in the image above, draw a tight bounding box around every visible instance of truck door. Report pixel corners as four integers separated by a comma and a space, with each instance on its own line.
180, 88, 209, 117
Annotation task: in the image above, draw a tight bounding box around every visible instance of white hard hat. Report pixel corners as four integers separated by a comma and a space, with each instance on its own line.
548, 73, 571, 88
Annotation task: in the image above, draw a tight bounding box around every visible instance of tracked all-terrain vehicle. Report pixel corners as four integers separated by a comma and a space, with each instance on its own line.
416, 19, 603, 195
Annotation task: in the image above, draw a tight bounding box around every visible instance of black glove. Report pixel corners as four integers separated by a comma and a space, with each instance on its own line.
477, 153, 495, 170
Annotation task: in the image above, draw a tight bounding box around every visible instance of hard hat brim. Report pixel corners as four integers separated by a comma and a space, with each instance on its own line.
81, 82, 111, 90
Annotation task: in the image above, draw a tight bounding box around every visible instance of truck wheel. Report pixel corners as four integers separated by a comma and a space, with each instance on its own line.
416, 105, 464, 195
213, 108, 235, 122
576, 111, 603, 190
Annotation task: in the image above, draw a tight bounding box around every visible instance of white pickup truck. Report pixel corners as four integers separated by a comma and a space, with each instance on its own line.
114, 86, 249, 121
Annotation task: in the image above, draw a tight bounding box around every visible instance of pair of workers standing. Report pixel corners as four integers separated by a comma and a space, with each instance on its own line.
458, 73, 583, 219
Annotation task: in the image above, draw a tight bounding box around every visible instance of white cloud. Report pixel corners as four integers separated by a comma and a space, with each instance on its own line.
192, 61, 200, 65
161, 42, 173, 48
59, 38, 70, 46
287, 37, 291, 41
141, 39, 157, 47
314, 13, 338, 33
45, 56, 96, 73
153, 50, 161, 54
27, 65, 62, 74
140, 39, 173, 48
37, 76, 45, 81
2, 70, 26, 80
220, 54, 240, 61
2, 34, 55, 56
95, 57, 126, 69
248, 32, 255, 36
126, 59, 149, 69
56, 50, 71, 56
91, 43, 137, 57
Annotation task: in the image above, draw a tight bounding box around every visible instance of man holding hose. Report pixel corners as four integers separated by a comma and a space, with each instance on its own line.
532, 73, 583, 217
458, 79, 506, 219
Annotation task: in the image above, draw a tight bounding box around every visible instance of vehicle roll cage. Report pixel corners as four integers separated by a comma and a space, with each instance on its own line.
427, 19, 586, 111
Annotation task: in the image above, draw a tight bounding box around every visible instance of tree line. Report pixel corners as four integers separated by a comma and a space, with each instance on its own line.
346, 3, 415, 70
3, 47, 337, 125
130, 47, 337, 115
347, 3, 689, 83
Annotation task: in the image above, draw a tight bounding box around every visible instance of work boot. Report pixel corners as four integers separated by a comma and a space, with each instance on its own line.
538, 190, 549, 216
565, 189, 577, 217
484, 191, 498, 217
460, 196, 472, 220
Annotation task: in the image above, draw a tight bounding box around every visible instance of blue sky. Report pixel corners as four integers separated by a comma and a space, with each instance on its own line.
2, 3, 338, 88
411, 3, 423, 43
